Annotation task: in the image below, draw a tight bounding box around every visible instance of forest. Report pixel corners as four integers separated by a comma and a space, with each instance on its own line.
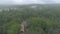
0, 4, 60, 34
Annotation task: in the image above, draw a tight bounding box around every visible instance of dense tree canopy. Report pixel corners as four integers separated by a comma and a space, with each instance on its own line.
0, 4, 60, 34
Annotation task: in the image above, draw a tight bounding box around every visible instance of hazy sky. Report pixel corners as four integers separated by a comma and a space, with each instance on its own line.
0, 0, 60, 4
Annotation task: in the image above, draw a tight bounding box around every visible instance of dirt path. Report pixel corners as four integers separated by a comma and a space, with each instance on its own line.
20, 20, 29, 34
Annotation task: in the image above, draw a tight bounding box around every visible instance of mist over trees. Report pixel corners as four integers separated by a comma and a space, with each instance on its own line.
0, 4, 60, 34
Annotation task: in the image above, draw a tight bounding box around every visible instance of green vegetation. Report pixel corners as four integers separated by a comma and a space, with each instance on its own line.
0, 4, 60, 34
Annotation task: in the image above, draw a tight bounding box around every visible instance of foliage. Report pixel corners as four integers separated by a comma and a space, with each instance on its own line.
0, 4, 60, 34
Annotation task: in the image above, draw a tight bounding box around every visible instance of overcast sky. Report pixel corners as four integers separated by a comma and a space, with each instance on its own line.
0, 0, 60, 4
